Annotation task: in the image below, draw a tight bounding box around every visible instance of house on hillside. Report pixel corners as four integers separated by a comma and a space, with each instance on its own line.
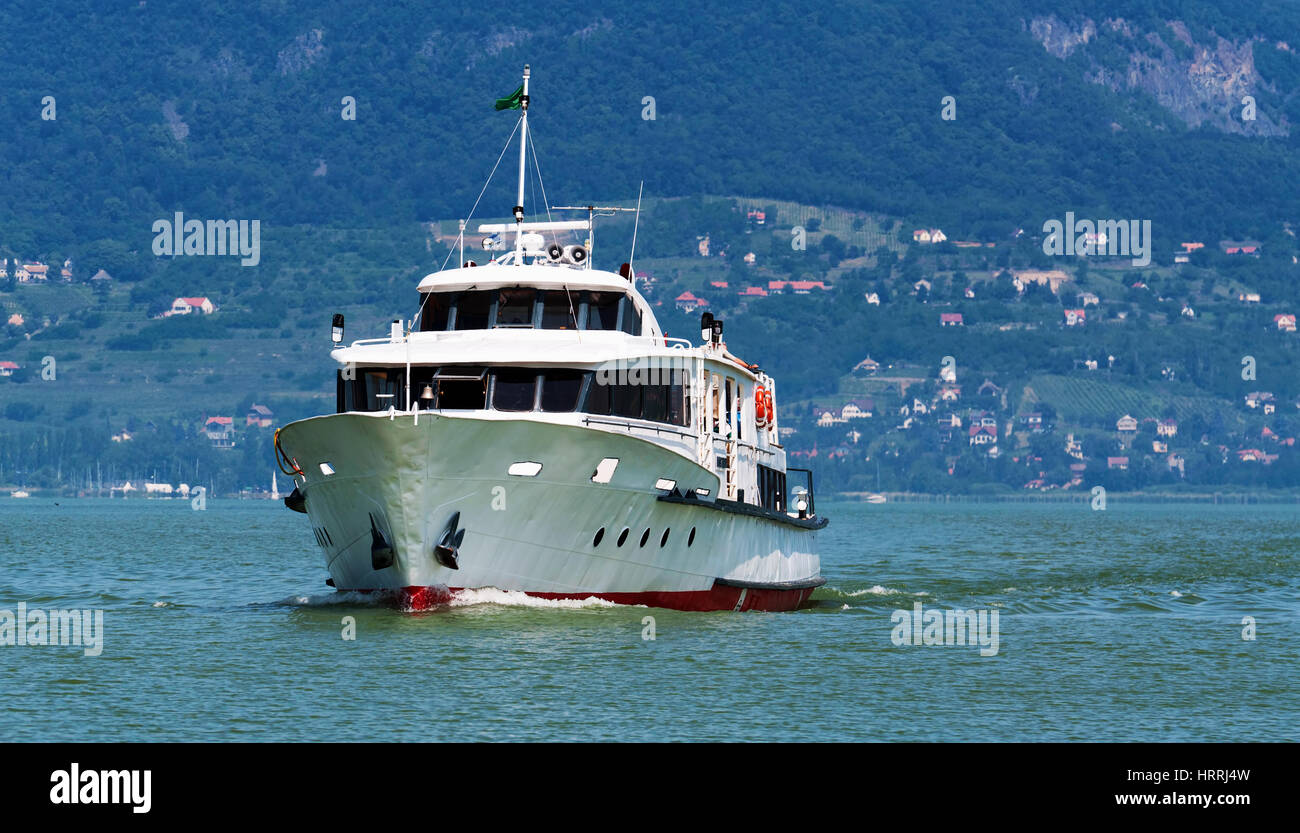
738, 286, 767, 298
0, 360, 19, 377
969, 424, 998, 446
1245, 391, 1275, 410
674, 291, 707, 313
1157, 419, 1178, 438
853, 356, 880, 375
841, 399, 873, 420
1220, 240, 1261, 256
1107, 456, 1130, 471
19, 262, 48, 282
815, 407, 844, 427
1018, 412, 1045, 432
204, 416, 236, 449
1275, 313, 1297, 333
1116, 414, 1138, 433
940, 312, 963, 327
246, 404, 274, 428
1013, 269, 1072, 293
1063, 308, 1086, 327
865, 292, 880, 305
168, 297, 216, 316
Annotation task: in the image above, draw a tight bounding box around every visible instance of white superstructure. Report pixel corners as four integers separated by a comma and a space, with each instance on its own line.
276, 66, 825, 611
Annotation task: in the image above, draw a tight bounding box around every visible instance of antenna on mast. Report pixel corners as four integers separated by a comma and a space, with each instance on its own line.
552, 204, 636, 269
513, 64, 531, 259
628, 181, 644, 286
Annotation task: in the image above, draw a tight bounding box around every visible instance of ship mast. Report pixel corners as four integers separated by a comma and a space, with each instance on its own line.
513, 64, 530, 260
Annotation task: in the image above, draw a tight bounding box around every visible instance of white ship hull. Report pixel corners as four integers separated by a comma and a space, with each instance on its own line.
278, 411, 824, 611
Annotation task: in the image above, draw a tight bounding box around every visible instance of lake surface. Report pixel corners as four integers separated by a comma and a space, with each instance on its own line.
1, 498, 1295, 741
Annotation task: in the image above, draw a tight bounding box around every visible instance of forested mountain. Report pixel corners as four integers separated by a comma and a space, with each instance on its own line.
2, 0, 1300, 260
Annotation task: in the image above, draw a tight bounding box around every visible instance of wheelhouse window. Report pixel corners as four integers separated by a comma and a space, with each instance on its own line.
419, 292, 453, 331
582, 376, 689, 427
492, 369, 538, 411
495, 289, 535, 327
435, 367, 488, 409
418, 288, 641, 333
620, 296, 641, 335
540, 290, 579, 329
339, 363, 688, 426
587, 292, 622, 330
337, 367, 409, 413
540, 370, 586, 412
454, 290, 493, 330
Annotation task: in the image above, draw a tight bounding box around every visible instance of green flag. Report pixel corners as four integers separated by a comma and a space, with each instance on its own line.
494, 84, 524, 111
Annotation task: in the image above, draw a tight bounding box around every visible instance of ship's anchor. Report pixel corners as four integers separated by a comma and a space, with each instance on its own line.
434, 511, 465, 570
369, 513, 395, 570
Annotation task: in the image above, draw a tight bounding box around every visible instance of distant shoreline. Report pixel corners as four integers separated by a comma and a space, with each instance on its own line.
838, 491, 1300, 504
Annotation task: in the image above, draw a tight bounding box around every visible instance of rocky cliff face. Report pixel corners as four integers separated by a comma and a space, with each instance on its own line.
1029, 15, 1290, 137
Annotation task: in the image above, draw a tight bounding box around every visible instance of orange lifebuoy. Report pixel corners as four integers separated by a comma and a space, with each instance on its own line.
764, 389, 774, 426
755, 386, 768, 427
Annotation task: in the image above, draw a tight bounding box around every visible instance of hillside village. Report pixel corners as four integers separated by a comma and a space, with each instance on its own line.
3, 197, 1300, 495
616, 202, 1300, 493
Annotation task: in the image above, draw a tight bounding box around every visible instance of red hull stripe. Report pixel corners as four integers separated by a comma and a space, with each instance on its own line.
361, 583, 818, 612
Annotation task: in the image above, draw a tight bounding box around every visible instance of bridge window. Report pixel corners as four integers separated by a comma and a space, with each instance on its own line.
540, 290, 579, 329
455, 290, 493, 329
587, 292, 621, 330
492, 369, 538, 411
419, 288, 641, 333
541, 370, 586, 412
495, 289, 535, 327
435, 367, 487, 409
420, 292, 453, 331
611, 381, 642, 419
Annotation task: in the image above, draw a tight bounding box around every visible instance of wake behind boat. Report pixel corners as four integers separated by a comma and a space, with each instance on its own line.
274, 66, 827, 611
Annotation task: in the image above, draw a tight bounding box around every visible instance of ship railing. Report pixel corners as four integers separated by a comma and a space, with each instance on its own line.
582, 416, 695, 441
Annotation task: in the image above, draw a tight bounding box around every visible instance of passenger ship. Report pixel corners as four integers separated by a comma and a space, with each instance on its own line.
275, 67, 827, 611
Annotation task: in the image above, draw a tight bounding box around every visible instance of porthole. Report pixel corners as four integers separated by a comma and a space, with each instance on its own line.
688, 527, 697, 547
617, 527, 630, 547
639, 528, 651, 547
660, 528, 670, 547
593, 528, 605, 547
